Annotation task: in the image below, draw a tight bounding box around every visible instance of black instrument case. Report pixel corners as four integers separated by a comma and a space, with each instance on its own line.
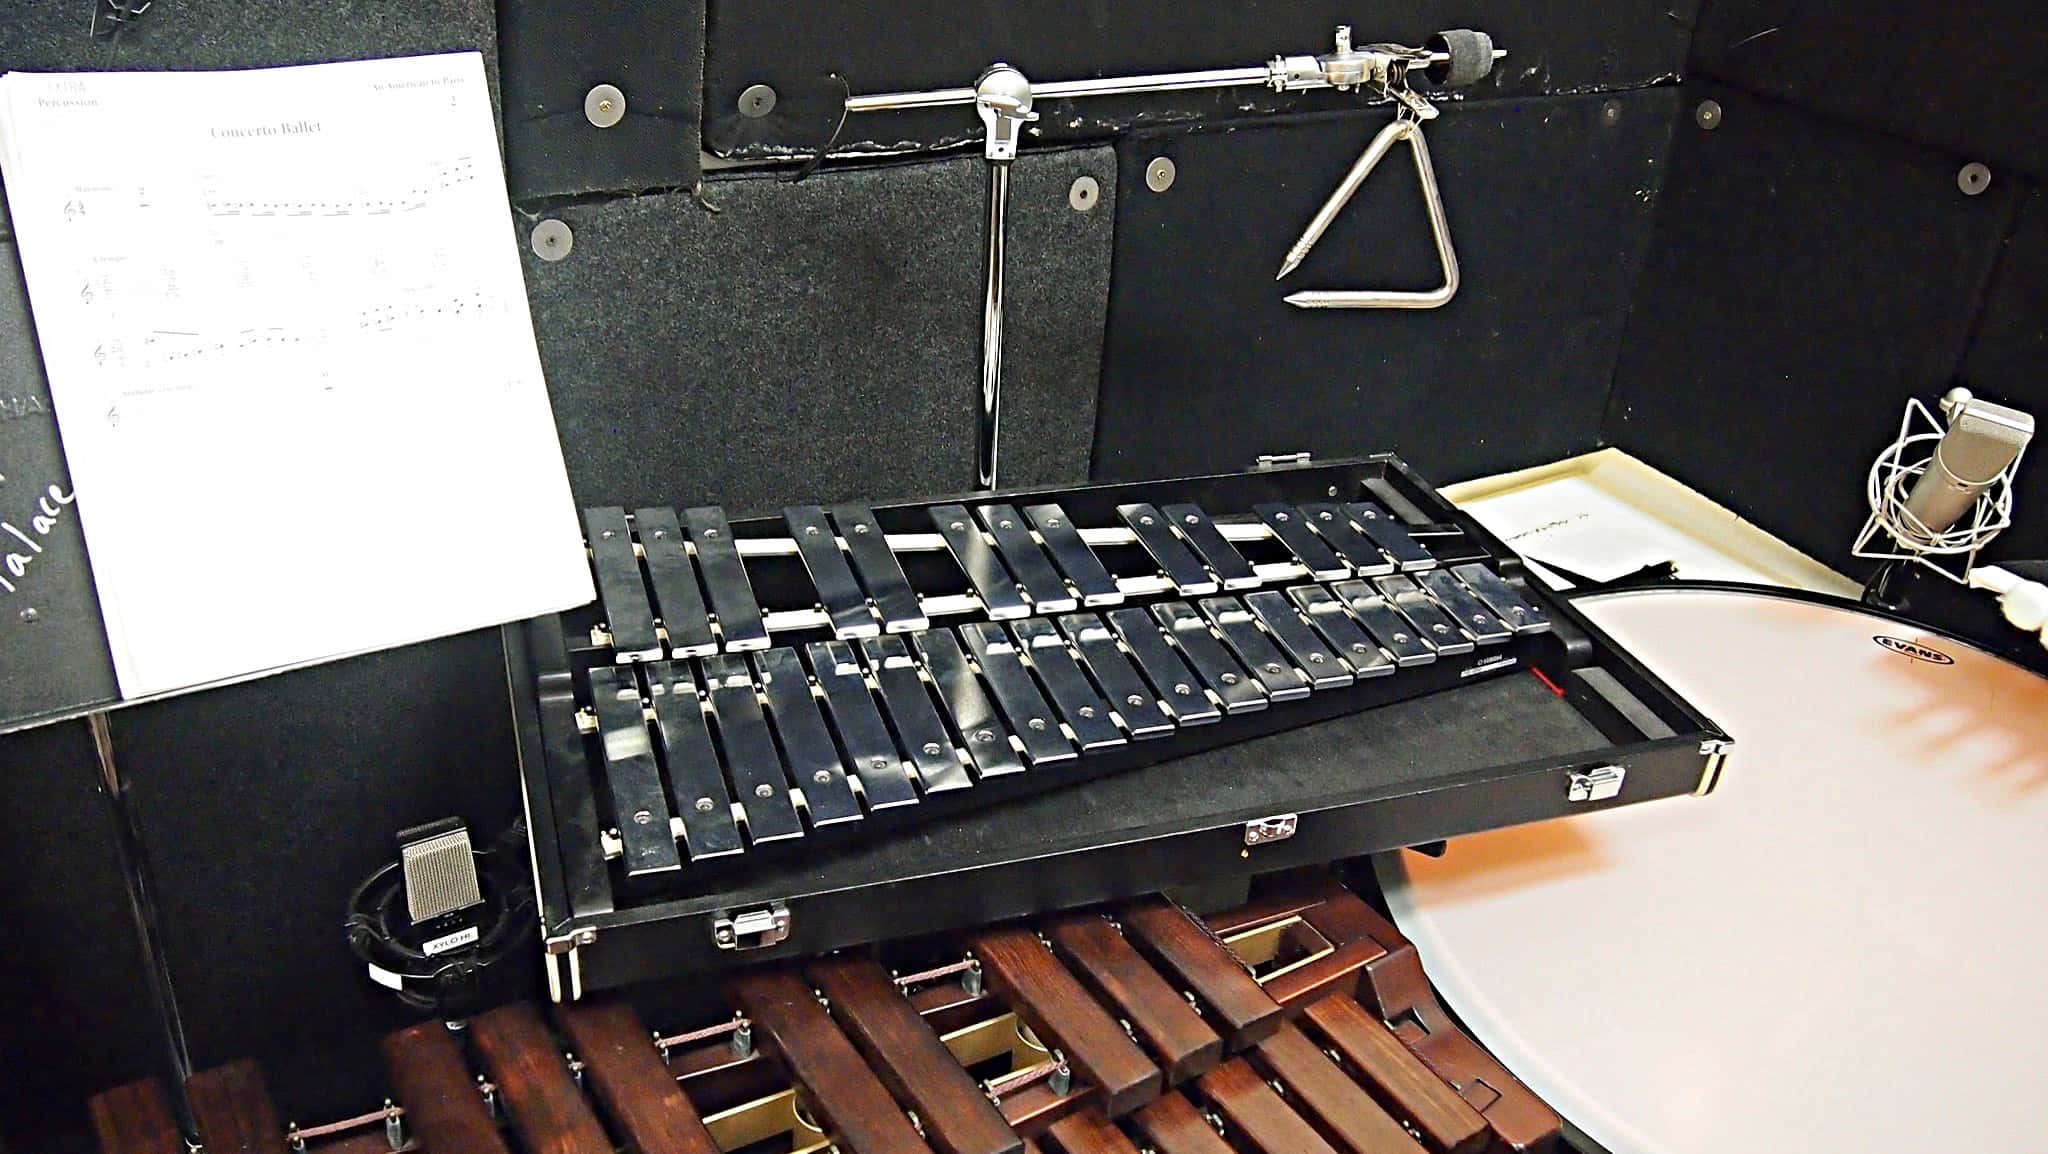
508, 455, 1728, 996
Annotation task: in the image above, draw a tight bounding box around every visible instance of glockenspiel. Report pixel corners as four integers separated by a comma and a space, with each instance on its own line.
515, 456, 1573, 895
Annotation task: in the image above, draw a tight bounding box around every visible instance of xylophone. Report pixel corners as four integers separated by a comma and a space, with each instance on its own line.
90, 877, 1561, 1154
515, 457, 1570, 901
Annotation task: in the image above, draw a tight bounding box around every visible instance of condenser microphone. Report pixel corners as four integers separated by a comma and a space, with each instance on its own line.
1901, 391, 2034, 538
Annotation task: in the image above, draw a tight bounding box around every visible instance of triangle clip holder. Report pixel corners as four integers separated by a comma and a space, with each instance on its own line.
1277, 112, 1461, 310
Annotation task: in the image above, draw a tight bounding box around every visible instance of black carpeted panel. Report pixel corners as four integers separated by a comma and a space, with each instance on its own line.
109, 627, 529, 1124
1094, 89, 1677, 486
1960, 189, 2048, 557
0, 239, 116, 728
0, 721, 156, 1147
522, 149, 1112, 511
1692, 3, 2048, 183
704, 0, 1698, 158
0, 0, 498, 90
1606, 86, 2026, 571
499, 0, 703, 201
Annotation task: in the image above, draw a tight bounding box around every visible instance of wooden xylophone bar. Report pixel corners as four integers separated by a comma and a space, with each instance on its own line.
89, 880, 1561, 1154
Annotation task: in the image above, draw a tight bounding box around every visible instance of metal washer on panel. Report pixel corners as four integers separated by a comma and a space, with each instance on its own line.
739, 84, 778, 119
1069, 175, 1100, 212
585, 84, 626, 129
531, 219, 574, 262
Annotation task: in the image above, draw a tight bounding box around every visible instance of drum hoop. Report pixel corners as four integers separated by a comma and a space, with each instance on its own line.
1383, 578, 2044, 1154
1567, 578, 2013, 663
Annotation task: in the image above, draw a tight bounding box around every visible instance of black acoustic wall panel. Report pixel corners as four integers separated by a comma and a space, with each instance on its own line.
1606, 86, 2027, 571
1094, 89, 1678, 486
1960, 189, 2048, 558
0, 722, 156, 1151
109, 628, 529, 1124
704, 0, 1698, 158
0, 239, 114, 726
499, 0, 704, 200
0, 0, 498, 88
1693, 3, 2048, 183
522, 148, 1113, 511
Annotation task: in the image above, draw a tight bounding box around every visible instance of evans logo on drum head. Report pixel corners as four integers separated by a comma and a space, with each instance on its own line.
1873, 635, 1955, 665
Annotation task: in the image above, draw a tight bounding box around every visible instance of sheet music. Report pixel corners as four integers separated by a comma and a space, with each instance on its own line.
0, 53, 592, 698
1458, 476, 1796, 588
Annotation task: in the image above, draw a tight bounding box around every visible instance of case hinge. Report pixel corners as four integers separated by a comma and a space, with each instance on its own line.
1244, 814, 1299, 846
1566, 765, 1626, 803
714, 903, 791, 951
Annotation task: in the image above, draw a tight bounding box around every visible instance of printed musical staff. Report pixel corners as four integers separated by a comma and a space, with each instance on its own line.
200, 154, 479, 218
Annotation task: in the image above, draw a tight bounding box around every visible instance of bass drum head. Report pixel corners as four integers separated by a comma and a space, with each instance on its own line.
1376, 585, 2048, 1154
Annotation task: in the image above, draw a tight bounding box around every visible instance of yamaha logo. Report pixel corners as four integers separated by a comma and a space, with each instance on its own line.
1873, 635, 1955, 665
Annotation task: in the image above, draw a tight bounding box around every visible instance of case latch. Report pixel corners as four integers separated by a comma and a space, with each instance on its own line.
714, 903, 791, 951
1567, 765, 1626, 803
1253, 452, 1313, 470
1245, 814, 1299, 846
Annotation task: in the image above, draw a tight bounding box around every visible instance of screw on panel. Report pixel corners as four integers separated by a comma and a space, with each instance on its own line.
1694, 99, 1723, 130
1146, 156, 1177, 192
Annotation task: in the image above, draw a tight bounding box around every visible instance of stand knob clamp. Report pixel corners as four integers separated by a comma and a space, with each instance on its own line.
975, 65, 1037, 163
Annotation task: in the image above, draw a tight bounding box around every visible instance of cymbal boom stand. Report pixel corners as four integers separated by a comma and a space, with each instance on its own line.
840, 27, 1503, 490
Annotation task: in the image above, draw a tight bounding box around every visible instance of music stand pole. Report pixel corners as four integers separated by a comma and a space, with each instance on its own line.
90, 711, 201, 1149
